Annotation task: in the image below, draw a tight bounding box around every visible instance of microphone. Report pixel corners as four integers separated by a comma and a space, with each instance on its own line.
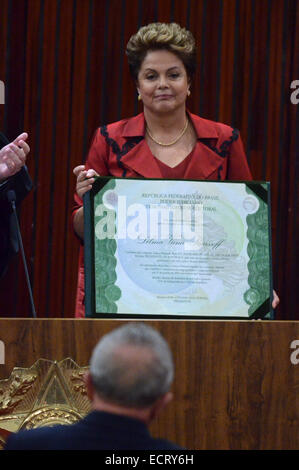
7, 189, 37, 318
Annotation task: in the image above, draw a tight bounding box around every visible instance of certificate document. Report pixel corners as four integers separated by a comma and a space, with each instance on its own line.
84, 178, 273, 319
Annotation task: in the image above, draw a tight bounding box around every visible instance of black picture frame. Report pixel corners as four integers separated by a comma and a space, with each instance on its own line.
84, 177, 273, 320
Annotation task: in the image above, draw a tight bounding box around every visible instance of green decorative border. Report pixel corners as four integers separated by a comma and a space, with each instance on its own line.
93, 178, 121, 313
244, 184, 271, 317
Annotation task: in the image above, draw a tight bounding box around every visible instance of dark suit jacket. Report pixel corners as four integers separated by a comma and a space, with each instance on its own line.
4, 410, 183, 450
0, 132, 33, 278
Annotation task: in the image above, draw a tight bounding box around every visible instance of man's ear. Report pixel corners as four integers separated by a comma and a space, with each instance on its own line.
84, 372, 94, 401
148, 392, 173, 423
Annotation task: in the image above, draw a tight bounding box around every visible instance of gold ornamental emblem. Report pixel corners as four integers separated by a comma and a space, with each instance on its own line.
21, 406, 83, 429
0, 358, 91, 449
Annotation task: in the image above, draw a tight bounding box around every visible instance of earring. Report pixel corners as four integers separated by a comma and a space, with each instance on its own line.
187, 89, 191, 97
138, 93, 142, 101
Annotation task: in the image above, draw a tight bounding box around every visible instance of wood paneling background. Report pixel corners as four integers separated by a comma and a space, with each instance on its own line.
0, 319, 298, 449
0, 0, 298, 318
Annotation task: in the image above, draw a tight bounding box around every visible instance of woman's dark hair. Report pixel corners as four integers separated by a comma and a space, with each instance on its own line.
126, 22, 197, 81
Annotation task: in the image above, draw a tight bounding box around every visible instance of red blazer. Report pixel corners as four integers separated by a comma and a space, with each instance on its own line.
73, 112, 252, 318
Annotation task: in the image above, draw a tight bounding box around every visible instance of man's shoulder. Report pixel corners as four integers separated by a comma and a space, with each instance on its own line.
150, 438, 184, 450
4, 423, 182, 451
4, 422, 78, 450
0, 132, 9, 149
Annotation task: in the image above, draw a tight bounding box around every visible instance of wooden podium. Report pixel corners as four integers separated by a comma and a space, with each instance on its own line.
0, 319, 298, 450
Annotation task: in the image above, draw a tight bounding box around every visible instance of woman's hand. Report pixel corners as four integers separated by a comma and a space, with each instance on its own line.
73, 165, 99, 199
73, 165, 99, 239
0, 132, 30, 181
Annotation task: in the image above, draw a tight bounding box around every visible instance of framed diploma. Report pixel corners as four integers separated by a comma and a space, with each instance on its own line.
84, 177, 273, 319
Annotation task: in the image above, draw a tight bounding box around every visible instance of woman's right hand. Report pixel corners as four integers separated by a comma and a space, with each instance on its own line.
73, 165, 99, 199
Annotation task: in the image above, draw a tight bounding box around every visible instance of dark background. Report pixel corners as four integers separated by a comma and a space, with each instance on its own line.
0, 0, 298, 319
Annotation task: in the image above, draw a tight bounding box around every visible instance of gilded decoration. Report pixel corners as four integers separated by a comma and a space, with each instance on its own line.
0, 358, 91, 449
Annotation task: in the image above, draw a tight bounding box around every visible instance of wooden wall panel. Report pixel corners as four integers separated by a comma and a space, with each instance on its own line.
0, 0, 298, 318
0, 319, 298, 449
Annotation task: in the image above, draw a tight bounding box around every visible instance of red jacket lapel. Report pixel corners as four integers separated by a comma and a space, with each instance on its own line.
118, 112, 225, 179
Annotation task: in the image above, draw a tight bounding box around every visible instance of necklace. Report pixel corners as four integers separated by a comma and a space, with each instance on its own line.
146, 119, 189, 146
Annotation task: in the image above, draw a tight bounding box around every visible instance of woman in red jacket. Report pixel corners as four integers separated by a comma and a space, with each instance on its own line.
72, 22, 278, 318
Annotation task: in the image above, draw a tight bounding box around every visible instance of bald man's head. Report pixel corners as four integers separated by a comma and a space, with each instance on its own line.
89, 323, 174, 408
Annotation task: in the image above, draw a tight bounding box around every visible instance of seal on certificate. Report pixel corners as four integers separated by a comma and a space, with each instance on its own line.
243, 195, 259, 214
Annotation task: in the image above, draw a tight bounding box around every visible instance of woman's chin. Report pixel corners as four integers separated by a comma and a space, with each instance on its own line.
147, 101, 185, 115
